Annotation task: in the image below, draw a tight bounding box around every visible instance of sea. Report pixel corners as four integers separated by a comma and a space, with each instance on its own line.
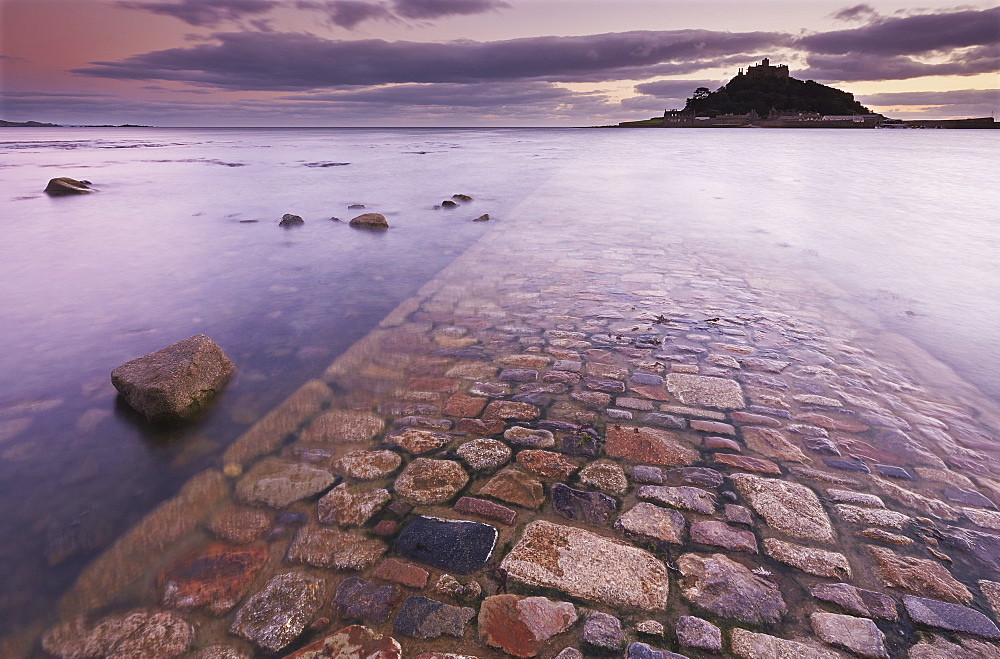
0, 126, 997, 637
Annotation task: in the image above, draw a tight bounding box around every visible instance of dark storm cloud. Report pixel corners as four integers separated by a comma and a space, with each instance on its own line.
74, 29, 789, 90
117, 0, 280, 27
830, 4, 879, 23
801, 47, 1000, 82
391, 0, 509, 20
295, 1, 395, 29
799, 7, 1000, 56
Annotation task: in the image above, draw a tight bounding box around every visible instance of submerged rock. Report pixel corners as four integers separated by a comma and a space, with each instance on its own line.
763, 538, 851, 578
868, 546, 972, 603
393, 458, 468, 504
809, 582, 898, 620
44, 177, 93, 195
730, 628, 840, 659
157, 542, 268, 615
229, 572, 326, 652
42, 610, 193, 659
234, 457, 336, 508
111, 334, 235, 422
282, 624, 401, 659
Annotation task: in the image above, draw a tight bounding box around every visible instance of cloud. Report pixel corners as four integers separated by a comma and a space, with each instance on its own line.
799, 7, 1000, 57
858, 88, 1000, 118
0, 54, 31, 64
633, 78, 720, 98
391, 0, 509, 20
279, 80, 607, 107
74, 29, 789, 90
117, 0, 279, 27
800, 48, 1000, 82
830, 4, 878, 23
295, 1, 395, 29
858, 88, 1000, 106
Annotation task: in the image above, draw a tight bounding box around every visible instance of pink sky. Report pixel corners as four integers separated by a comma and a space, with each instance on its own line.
1, 0, 997, 125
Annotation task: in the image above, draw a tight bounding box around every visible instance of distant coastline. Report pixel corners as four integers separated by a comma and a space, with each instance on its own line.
0, 119, 152, 128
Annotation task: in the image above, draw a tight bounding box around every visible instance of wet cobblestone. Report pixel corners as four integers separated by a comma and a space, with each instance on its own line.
30, 217, 1000, 658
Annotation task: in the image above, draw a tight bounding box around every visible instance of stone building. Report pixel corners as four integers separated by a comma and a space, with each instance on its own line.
738, 58, 789, 79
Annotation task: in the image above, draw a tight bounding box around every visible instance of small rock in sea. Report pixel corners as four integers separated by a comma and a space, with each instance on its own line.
278, 213, 304, 226
473, 214, 490, 221
329, 216, 341, 221
452, 194, 473, 201
348, 204, 366, 209
349, 213, 389, 229
441, 200, 458, 207
44, 177, 93, 195
110, 334, 235, 423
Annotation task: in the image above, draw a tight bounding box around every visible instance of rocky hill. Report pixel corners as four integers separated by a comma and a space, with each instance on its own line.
685, 74, 872, 117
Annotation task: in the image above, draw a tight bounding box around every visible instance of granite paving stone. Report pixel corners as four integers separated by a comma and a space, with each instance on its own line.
638, 485, 716, 514
868, 546, 972, 603
764, 538, 851, 580
372, 558, 429, 588
903, 595, 1000, 638
456, 438, 511, 472
501, 520, 671, 610
810, 582, 898, 620
578, 459, 628, 494
393, 596, 475, 639
690, 521, 758, 553
582, 611, 623, 650
393, 458, 468, 504
157, 542, 268, 616
281, 625, 401, 659
810, 612, 888, 658
229, 572, 326, 652
286, 525, 386, 570
478, 594, 577, 658
606, 425, 699, 465
395, 515, 497, 574
731, 472, 834, 542
677, 553, 786, 624
550, 483, 617, 524
333, 577, 401, 624
333, 450, 402, 480
675, 615, 722, 652
478, 467, 546, 508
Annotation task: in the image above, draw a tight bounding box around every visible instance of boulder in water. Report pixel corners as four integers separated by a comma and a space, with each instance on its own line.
473, 214, 490, 221
452, 194, 473, 201
111, 334, 235, 423
279, 214, 304, 227
44, 177, 93, 195
349, 213, 389, 229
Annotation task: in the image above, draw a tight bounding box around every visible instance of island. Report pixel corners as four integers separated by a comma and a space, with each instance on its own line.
613, 59, 998, 129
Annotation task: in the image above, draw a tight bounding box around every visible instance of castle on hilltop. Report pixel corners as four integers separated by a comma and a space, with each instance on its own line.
737, 58, 789, 79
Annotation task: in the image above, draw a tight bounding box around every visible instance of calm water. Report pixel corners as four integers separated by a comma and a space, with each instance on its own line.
0, 127, 997, 634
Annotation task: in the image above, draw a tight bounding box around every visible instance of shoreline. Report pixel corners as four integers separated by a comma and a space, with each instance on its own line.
10, 196, 1000, 658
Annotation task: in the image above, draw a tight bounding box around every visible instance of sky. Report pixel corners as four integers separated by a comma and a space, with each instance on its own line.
1, 0, 997, 126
